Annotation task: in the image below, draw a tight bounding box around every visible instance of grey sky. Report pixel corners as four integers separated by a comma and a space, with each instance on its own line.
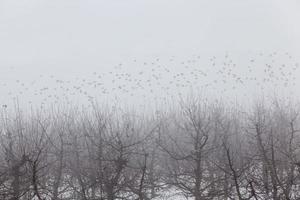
0, 0, 300, 109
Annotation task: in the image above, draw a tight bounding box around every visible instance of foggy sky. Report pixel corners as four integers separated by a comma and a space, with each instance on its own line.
1, 0, 300, 109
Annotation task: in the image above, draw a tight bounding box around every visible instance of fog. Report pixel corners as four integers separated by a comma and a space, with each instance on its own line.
1, 0, 300, 109
2, 1, 300, 200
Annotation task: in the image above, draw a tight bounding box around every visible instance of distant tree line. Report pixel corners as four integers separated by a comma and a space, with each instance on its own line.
1, 97, 300, 200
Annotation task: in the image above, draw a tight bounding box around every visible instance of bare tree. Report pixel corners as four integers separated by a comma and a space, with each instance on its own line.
158, 99, 224, 200
246, 99, 300, 200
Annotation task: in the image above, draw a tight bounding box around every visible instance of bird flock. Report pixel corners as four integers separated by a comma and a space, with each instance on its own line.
1, 52, 299, 110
